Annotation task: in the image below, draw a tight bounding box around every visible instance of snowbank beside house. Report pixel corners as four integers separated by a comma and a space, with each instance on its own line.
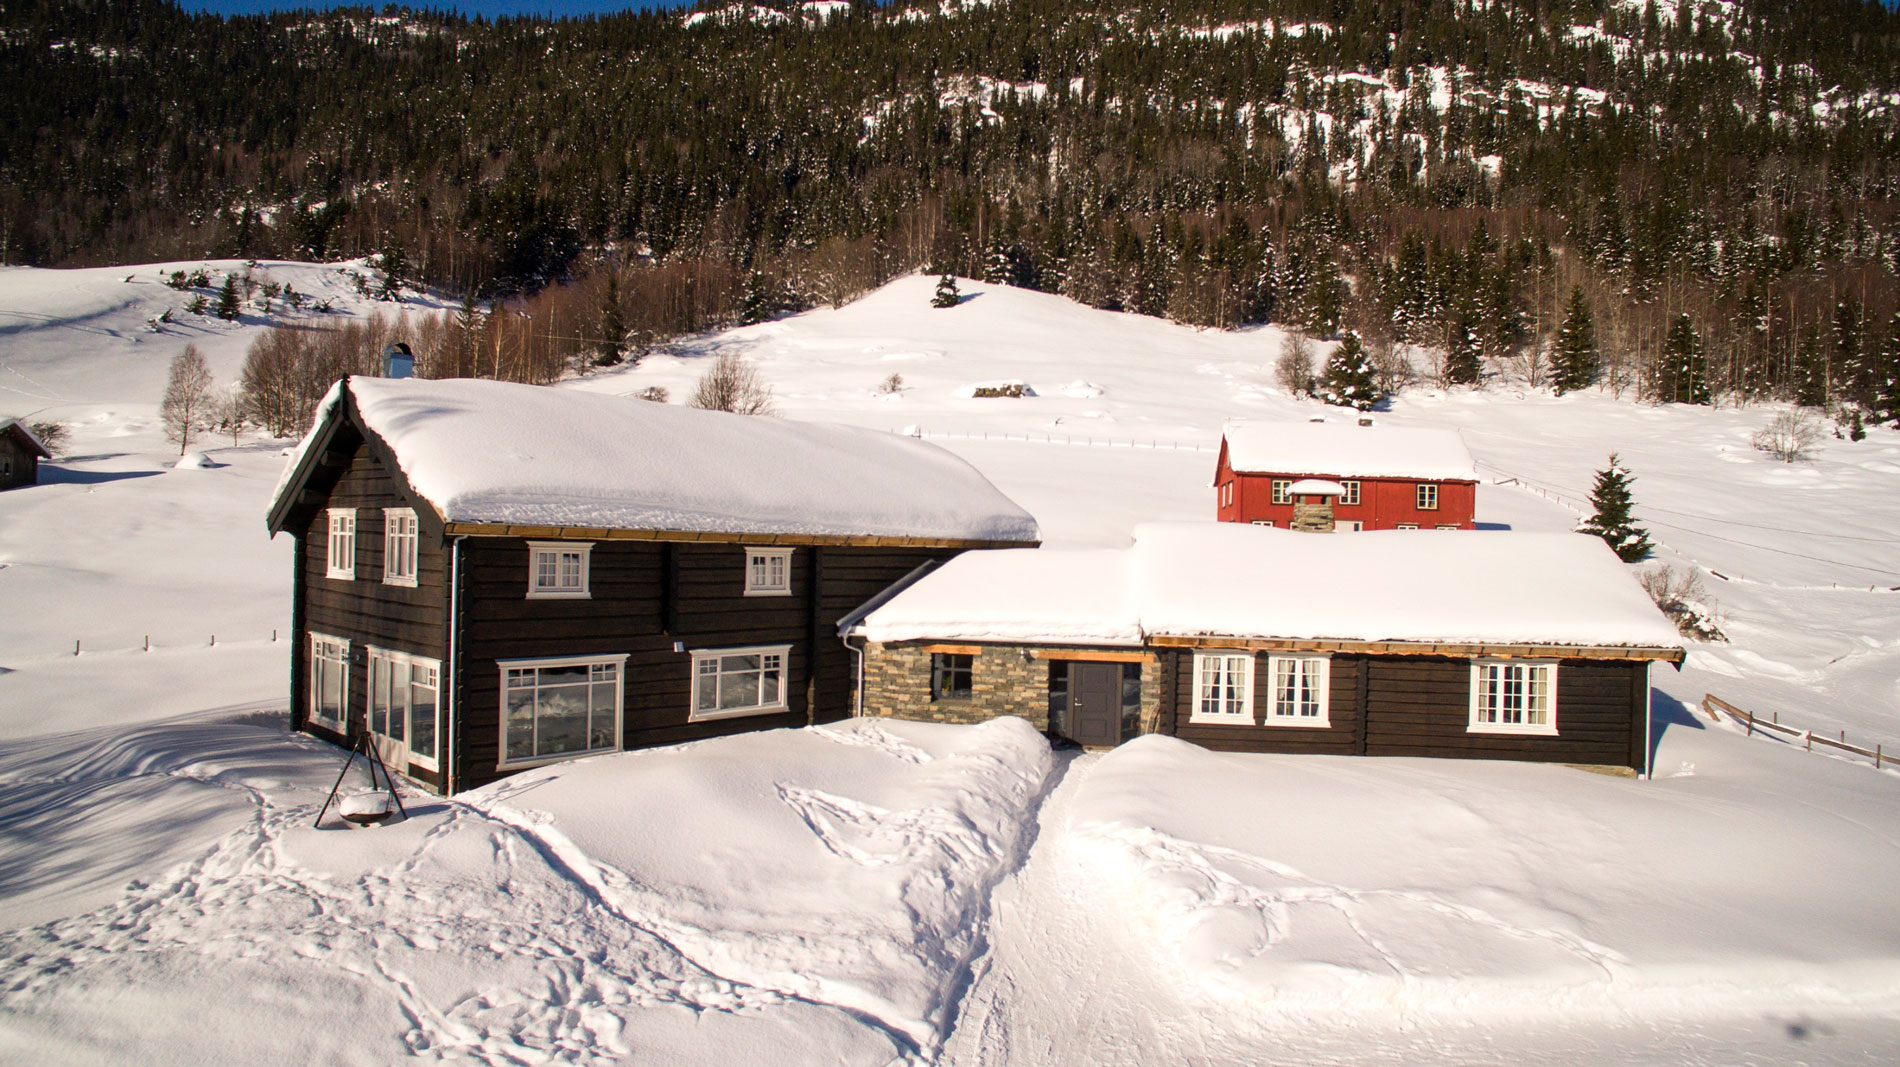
1062, 731, 1900, 1027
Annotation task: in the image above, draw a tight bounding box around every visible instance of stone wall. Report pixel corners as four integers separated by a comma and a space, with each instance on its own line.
860, 641, 1162, 741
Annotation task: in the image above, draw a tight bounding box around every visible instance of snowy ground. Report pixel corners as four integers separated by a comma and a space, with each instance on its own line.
2, 267, 1898, 1064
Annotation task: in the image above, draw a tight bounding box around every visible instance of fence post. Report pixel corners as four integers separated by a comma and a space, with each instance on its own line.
1806, 731, 1812, 752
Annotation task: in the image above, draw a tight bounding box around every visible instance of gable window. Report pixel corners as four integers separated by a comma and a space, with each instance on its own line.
1271, 479, 1293, 505
309, 633, 349, 733
383, 508, 419, 587
527, 541, 591, 599
1265, 655, 1330, 727
1191, 651, 1253, 724
931, 652, 974, 700
326, 509, 356, 580
368, 648, 440, 770
743, 547, 792, 596
692, 645, 791, 721
1469, 660, 1557, 735
500, 654, 626, 768
1340, 480, 1361, 506
1417, 483, 1440, 510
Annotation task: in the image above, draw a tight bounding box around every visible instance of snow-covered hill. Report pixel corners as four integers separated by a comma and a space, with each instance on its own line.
2, 263, 1898, 1065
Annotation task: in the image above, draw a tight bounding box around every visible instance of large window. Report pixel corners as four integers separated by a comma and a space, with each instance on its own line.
743, 547, 792, 596
1417, 483, 1440, 510
1270, 479, 1293, 505
931, 652, 974, 700
1469, 660, 1558, 735
309, 633, 349, 732
500, 654, 626, 768
1266, 655, 1330, 727
383, 508, 418, 587
1340, 480, 1361, 506
527, 541, 591, 599
691, 645, 791, 721
1191, 651, 1253, 724
326, 509, 355, 580
368, 648, 440, 769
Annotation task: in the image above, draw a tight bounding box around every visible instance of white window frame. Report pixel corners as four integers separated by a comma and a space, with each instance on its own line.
367, 647, 441, 771
326, 508, 356, 580
527, 541, 592, 599
1190, 650, 1254, 724
1468, 659, 1558, 736
308, 632, 349, 733
1270, 478, 1293, 505
1417, 483, 1440, 511
1265, 654, 1331, 727
497, 653, 627, 770
690, 644, 793, 722
1250, 519, 1275, 527
1336, 520, 1363, 532
742, 547, 793, 597
383, 508, 419, 587
1396, 523, 1420, 530
1340, 479, 1361, 505
1435, 524, 1461, 531
1220, 481, 1234, 508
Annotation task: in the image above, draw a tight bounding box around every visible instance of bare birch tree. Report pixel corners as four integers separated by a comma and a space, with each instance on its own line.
160, 344, 214, 454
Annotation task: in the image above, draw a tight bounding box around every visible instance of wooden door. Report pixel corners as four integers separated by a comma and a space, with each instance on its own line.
1068, 662, 1122, 747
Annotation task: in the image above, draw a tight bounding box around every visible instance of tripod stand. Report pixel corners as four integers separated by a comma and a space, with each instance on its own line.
314, 729, 411, 828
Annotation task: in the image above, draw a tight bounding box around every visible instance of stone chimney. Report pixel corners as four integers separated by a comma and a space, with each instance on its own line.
1287, 479, 1346, 533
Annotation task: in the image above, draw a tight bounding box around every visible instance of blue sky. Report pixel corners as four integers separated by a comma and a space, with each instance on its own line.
180, 2, 694, 16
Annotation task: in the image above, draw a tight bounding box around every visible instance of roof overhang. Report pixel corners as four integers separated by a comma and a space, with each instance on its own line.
1147, 633, 1686, 664
439, 521, 1036, 550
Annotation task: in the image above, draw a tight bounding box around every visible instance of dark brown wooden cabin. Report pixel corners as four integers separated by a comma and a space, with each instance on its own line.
1, 418, 50, 490
268, 376, 1038, 794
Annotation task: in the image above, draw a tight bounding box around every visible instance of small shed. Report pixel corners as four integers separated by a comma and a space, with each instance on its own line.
0, 418, 51, 490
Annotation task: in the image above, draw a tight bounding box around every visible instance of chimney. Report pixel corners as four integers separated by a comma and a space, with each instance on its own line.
382, 342, 414, 379
1288, 479, 1345, 533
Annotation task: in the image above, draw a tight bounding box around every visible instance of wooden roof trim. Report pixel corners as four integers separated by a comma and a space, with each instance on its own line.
438, 521, 1035, 550
1147, 634, 1685, 663
264, 378, 446, 538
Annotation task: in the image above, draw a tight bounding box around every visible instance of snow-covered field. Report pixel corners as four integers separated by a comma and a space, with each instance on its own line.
2, 265, 1897, 1064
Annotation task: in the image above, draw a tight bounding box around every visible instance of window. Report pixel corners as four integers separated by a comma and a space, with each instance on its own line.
527, 541, 591, 599
1191, 651, 1253, 724
1417, 483, 1440, 510
309, 633, 349, 733
1250, 519, 1275, 527
326, 509, 355, 579
1435, 524, 1460, 531
743, 547, 792, 596
1340, 480, 1361, 505
1271, 479, 1293, 505
1220, 481, 1234, 508
500, 654, 626, 767
1266, 655, 1330, 727
692, 645, 791, 721
931, 652, 974, 700
1336, 520, 1363, 532
1396, 523, 1420, 530
1469, 660, 1558, 735
383, 508, 418, 587
368, 648, 441, 769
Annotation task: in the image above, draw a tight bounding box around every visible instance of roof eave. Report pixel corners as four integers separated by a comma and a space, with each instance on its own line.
1145, 633, 1686, 663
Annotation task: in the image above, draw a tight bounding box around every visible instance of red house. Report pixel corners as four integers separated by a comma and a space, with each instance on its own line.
1214, 420, 1478, 531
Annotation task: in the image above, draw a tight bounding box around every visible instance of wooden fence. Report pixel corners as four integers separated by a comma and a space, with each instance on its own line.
1702, 693, 1889, 770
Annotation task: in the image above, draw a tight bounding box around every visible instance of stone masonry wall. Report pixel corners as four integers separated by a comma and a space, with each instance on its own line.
861, 641, 1161, 742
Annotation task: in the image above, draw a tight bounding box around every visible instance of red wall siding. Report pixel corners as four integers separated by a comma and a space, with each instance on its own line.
1217, 471, 1476, 530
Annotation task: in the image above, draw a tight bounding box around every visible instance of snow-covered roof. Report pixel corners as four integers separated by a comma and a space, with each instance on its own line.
852, 522, 1682, 655
1288, 478, 1346, 496
273, 377, 1039, 544
1222, 420, 1478, 481
0, 417, 49, 457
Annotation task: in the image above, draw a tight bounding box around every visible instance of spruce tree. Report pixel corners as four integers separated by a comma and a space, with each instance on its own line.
1443, 300, 1483, 386
1551, 288, 1600, 394
1873, 311, 1900, 428
216, 274, 241, 321
1576, 453, 1653, 562
1794, 324, 1829, 407
377, 236, 407, 301
594, 272, 627, 366
739, 270, 771, 326
1655, 314, 1710, 404
1319, 332, 1382, 411
931, 274, 960, 308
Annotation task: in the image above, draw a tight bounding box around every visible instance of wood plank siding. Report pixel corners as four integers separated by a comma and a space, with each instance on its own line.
294, 430, 450, 790
451, 538, 958, 791
1158, 650, 1645, 770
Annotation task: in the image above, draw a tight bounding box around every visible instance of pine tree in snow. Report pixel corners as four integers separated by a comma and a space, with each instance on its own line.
1551, 287, 1600, 394
1576, 453, 1653, 563
739, 270, 771, 326
1873, 311, 1900, 428
1319, 331, 1382, 411
1654, 314, 1710, 405
1442, 299, 1482, 386
1794, 324, 1829, 408
932, 274, 960, 308
216, 275, 242, 321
